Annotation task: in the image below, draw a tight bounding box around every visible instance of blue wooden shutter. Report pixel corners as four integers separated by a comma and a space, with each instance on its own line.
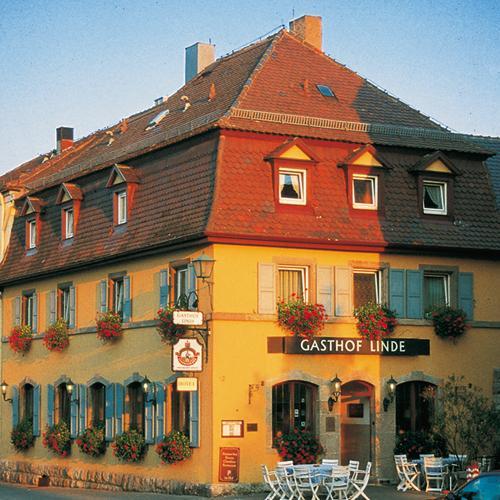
69, 286, 76, 328
105, 383, 115, 441
316, 266, 333, 317
187, 263, 197, 310
70, 385, 79, 438
14, 296, 21, 326
12, 386, 19, 428
406, 270, 423, 319
122, 276, 131, 322
33, 384, 41, 436
335, 267, 352, 316
159, 269, 169, 308
389, 269, 406, 318
114, 383, 124, 436
189, 388, 200, 447
145, 385, 154, 444
32, 293, 39, 333
99, 280, 108, 313
258, 263, 276, 314
79, 384, 87, 432
458, 272, 474, 320
47, 384, 54, 427
155, 382, 165, 443
49, 290, 56, 325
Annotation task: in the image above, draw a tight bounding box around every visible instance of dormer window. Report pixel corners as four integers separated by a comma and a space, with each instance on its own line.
279, 168, 306, 205
423, 180, 447, 215
117, 191, 127, 225
352, 174, 378, 210
21, 197, 44, 251
27, 219, 37, 249
106, 164, 140, 227
64, 208, 74, 239
56, 183, 83, 241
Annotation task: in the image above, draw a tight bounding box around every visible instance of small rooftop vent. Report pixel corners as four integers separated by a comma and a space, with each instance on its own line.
146, 109, 169, 130
154, 96, 168, 106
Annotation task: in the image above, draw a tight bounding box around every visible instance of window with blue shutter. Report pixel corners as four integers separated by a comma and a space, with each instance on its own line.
70, 385, 79, 438
69, 286, 76, 328
187, 263, 197, 310
32, 293, 39, 333
114, 383, 124, 436
155, 382, 165, 443
99, 280, 108, 313
47, 384, 54, 427
33, 384, 41, 436
105, 383, 115, 441
122, 276, 131, 322
406, 270, 423, 319
14, 296, 21, 326
459, 272, 474, 320
49, 290, 56, 325
79, 384, 87, 432
190, 388, 200, 447
12, 386, 19, 428
159, 269, 169, 308
389, 269, 406, 318
145, 385, 154, 444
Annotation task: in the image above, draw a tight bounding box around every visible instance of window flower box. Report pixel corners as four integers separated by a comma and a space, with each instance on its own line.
156, 430, 192, 464
96, 311, 123, 342
156, 306, 186, 344
277, 295, 327, 340
8, 325, 33, 354
273, 428, 324, 464
11, 418, 35, 451
43, 421, 71, 457
353, 302, 397, 340
430, 306, 468, 341
76, 426, 106, 457
43, 319, 70, 352
112, 430, 146, 462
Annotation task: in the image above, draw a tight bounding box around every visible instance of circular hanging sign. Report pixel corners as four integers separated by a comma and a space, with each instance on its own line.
172, 338, 203, 372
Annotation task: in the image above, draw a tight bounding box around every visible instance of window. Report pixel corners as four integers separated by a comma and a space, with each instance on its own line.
117, 191, 127, 225
64, 207, 74, 239
396, 381, 435, 433
316, 84, 336, 98
111, 277, 124, 318
146, 109, 169, 130
171, 385, 190, 438
88, 383, 105, 428
352, 174, 377, 209
424, 273, 450, 313
174, 266, 188, 307
22, 292, 35, 328
272, 381, 317, 437
27, 219, 37, 249
423, 180, 447, 215
278, 266, 308, 301
126, 382, 145, 434
353, 271, 381, 308
58, 286, 71, 324
21, 383, 34, 423
55, 383, 71, 427
278, 169, 306, 205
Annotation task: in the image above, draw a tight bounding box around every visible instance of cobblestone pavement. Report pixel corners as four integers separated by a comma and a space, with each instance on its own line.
0, 482, 437, 499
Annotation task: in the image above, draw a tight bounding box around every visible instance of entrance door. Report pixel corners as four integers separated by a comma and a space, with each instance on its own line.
340, 381, 373, 466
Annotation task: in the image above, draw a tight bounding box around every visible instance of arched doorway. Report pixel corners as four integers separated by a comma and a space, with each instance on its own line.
341, 380, 374, 466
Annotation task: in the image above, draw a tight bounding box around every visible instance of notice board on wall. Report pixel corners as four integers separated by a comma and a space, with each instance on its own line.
219, 447, 240, 483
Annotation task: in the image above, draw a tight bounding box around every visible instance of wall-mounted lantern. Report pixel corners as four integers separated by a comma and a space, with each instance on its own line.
192, 252, 215, 283
66, 378, 79, 404
383, 375, 397, 412
1, 381, 12, 403
142, 375, 157, 407
328, 374, 342, 411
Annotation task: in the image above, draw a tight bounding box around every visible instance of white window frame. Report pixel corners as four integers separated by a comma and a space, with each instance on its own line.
113, 278, 124, 316
278, 168, 307, 206
117, 191, 127, 225
353, 269, 382, 305
24, 293, 34, 328
175, 267, 188, 303
28, 219, 37, 249
352, 174, 378, 210
64, 207, 74, 239
277, 265, 309, 302
423, 180, 447, 215
423, 272, 450, 310
59, 286, 71, 323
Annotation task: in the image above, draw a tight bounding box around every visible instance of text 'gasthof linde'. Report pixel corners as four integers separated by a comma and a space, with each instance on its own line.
299, 338, 406, 353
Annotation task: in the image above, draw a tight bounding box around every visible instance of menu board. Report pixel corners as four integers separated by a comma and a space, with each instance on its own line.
219, 447, 240, 483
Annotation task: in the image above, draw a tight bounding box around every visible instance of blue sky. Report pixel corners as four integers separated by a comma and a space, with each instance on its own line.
0, 0, 499, 173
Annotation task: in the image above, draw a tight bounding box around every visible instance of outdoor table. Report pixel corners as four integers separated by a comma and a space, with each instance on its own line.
412, 457, 458, 490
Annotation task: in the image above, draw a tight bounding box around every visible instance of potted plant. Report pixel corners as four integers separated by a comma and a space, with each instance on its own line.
43, 421, 71, 457
8, 325, 33, 354
76, 426, 106, 457
277, 294, 327, 340
96, 311, 122, 342
430, 306, 468, 341
156, 430, 192, 464
11, 418, 35, 451
273, 428, 324, 464
156, 306, 186, 344
353, 302, 397, 341
43, 319, 70, 352
112, 429, 146, 462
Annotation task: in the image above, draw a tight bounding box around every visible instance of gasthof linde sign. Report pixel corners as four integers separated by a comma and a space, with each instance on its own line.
267, 337, 430, 356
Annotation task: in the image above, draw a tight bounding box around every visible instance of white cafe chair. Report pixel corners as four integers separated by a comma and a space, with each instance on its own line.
423, 456, 446, 493
322, 467, 349, 500
261, 464, 285, 500
394, 454, 420, 492
347, 461, 371, 500
293, 464, 320, 500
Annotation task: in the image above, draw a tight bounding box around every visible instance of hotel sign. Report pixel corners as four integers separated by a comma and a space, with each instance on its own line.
268, 337, 430, 356
172, 338, 203, 371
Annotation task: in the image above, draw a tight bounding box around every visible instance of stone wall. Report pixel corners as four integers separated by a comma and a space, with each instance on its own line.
0, 460, 266, 497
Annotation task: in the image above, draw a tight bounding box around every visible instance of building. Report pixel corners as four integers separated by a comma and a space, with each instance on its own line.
0, 15, 499, 495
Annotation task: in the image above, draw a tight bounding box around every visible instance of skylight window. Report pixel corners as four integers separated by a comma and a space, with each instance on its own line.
316, 84, 336, 98
146, 109, 169, 130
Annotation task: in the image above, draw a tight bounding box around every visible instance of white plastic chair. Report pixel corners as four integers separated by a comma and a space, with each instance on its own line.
261, 464, 285, 500
322, 458, 339, 466
394, 454, 420, 492
423, 456, 446, 493
347, 461, 371, 500
275, 465, 295, 499
322, 467, 349, 500
348, 460, 360, 483
293, 464, 320, 500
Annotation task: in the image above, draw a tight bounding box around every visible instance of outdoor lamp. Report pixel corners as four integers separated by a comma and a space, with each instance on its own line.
1, 381, 12, 403
142, 375, 157, 406
328, 374, 342, 411
383, 375, 398, 412
142, 375, 151, 394
192, 252, 215, 282
66, 378, 75, 395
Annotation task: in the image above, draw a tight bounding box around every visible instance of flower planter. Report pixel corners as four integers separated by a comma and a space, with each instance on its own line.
273, 428, 324, 464
430, 306, 468, 341
112, 430, 146, 462
277, 295, 327, 340
156, 430, 192, 464
76, 426, 106, 457
156, 306, 186, 344
353, 302, 397, 341
11, 418, 35, 451
96, 311, 123, 341
8, 325, 33, 354
43, 421, 71, 457
43, 319, 70, 352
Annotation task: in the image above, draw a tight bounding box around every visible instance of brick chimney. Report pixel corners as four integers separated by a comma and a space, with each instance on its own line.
56, 127, 74, 153
185, 42, 215, 83
289, 15, 322, 51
